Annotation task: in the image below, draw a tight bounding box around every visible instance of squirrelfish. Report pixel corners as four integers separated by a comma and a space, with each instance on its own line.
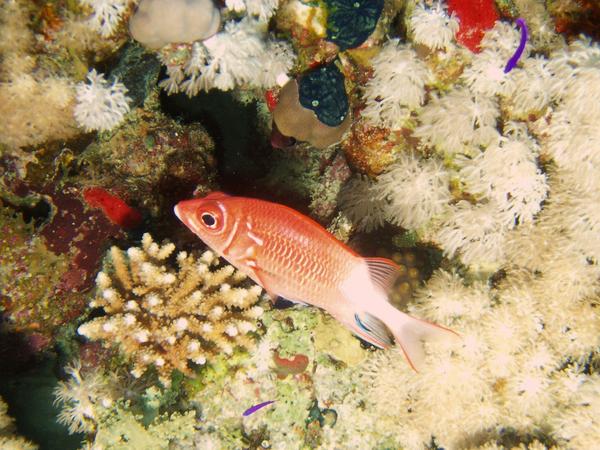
174, 192, 456, 370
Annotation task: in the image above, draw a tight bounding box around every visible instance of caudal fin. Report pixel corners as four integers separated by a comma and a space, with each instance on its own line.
383, 307, 459, 371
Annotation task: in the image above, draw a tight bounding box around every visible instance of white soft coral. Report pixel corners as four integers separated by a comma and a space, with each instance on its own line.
161, 18, 295, 95
457, 134, 548, 226
374, 152, 451, 230
361, 39, 430, 129
409, 2, 458, 51
435, 200, 507, 265
74, 69, 131, 132
414, 88, 500, 155
80, 0, 128, 37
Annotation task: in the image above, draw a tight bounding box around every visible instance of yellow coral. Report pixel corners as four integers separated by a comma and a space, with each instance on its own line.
78, 233, 265, 385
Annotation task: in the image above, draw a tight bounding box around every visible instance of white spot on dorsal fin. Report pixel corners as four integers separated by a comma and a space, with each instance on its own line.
363, 257, 401, 294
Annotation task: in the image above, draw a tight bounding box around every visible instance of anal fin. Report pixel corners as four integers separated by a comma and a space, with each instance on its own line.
353, 311, 394, 349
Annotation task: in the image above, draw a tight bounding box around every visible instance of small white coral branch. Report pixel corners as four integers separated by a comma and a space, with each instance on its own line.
74, 69, 131, 132
338, 176, 388, 233
53, 361, 115, 434
80, 0, 128, 38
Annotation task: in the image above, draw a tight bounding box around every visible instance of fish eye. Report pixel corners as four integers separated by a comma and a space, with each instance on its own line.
201, 212, 217, 228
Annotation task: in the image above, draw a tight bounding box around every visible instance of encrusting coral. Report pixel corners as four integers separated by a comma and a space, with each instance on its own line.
78, 233, 265, 385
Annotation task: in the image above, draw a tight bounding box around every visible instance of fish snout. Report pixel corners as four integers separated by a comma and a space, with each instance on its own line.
174, 199, 201, 227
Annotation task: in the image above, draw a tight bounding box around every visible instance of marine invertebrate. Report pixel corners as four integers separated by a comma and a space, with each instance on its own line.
78, 233, 265, 385
373, 152, 451, 230
129, 0, 221, 49
53, 361, 117, 434
340, 151, 451, 232
462, 21, 526, 96
81, 0, 130, 37
225, 0, 279, 21
83, 187, 142, 229
361, 40, 431, 129
338, 175, 388, 232
74, 69, 131, 132
323, 0, 384, 50
273, 63, 351, 148
414, 87, 500, 155
434, 200, 507, 265
504, 55, 553, 119
457, 134, 548, 226
0, 0, 78, 148
409, 1, 459, 51
447, 0, 499, 52
159, 17, 294, 95
504, 18, 528, 73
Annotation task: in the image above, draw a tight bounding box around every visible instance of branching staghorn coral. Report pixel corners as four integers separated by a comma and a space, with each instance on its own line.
78, 233, 265, 385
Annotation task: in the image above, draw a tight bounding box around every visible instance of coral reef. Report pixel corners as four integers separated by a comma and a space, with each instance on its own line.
0, 191, 124, 351
77, 98, 216, 217
53, 361, 198, 447
1, 0, 600, 448
78, 233, 266, 385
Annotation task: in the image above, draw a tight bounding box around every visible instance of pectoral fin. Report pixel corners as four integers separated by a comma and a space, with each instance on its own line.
238, 257, 279, 301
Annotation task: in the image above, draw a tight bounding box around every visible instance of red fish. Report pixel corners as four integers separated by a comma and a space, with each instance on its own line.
175, 192, 457, 370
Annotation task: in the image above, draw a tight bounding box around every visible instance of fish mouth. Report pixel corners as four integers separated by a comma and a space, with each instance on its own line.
173, 204, 182, 221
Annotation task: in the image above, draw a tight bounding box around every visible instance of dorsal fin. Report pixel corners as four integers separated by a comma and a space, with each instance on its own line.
363, 257, 401, 293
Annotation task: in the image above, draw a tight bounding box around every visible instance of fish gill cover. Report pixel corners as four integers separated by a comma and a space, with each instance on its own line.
298, 62, 349, 127
324, 0, 384, 50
